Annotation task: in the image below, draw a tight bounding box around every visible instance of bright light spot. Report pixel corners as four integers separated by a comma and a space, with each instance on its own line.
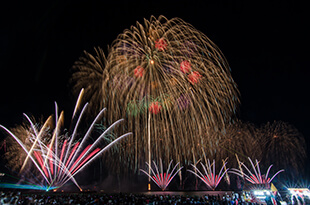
254, 191, 264, 196
150, 59, 154, 65
148, 183, 151, 191
303, 190, 309, 196
257, 196, 266, 199
288, 188, 310, 198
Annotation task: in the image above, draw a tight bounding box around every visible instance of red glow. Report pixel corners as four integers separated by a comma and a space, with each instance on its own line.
188, 71, 202, 84
58, 139, 67, 173
134, 66, 144, 78
69, 144, 92, 173
48, 145, 53, 175
149, 102, 162, 114
153, 175, 159, 185
71, 148, 100, 174
180, 60, 192, 73
155, 38, 167, 51
250, 175, 259, 184
203, 175, 211, 185
34, 151, 48, 177
65, 142, 80, 168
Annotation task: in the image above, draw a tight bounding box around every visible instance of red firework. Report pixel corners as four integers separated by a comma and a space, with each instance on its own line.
140, 159, 183, 191
188, 71, 202, 84
134, 66, 145, 78
180, 60, 192, 73
149, 101, 162, 114
155, 38, 168, 51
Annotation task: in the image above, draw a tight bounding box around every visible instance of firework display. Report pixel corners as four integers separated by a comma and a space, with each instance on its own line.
0, 89, 131, 191
0, 14, 307, 193
3, 117, 50, 173
72, 15, 240, 171
258, 121, 307, 178
188, 159, 229, 190
216, 120, 262, 166
229, 157, 284, 185
140, 158, 183, 191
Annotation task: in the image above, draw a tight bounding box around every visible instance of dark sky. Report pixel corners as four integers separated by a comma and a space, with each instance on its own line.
0, 1, 309, 144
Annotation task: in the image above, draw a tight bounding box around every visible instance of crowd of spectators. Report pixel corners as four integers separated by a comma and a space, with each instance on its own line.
0, 191, 286, 205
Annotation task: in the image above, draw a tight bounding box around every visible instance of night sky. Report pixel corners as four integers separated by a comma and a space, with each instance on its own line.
0, 1, 309, 166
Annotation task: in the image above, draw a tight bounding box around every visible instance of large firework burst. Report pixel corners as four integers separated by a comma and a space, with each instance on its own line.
258, 121, 307, 178
72, 16, 239, 171
217, 120, 262, 166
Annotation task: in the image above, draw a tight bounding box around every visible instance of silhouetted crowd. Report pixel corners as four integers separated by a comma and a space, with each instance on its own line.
0, 191, 290, 205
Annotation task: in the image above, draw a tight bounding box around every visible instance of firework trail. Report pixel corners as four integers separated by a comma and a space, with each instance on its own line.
188, 158, 229, 190
216, 120, 262, 165
3, 116, 50, 173
72, 15, 239, 171
140, 158, 183, 191
0, 89, 131, 191
229, 157, 284, 185
258, 121, 307, 178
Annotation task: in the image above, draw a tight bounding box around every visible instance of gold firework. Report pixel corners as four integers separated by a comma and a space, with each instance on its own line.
72, 16, 240, 171
4, 116, 52, 174
258, 121, 307, 178
217, 120, 262, 167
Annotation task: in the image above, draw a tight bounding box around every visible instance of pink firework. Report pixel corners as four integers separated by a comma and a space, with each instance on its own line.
140, 158, 183, 191
148, 101, 162, 114
134, 66, 145, 78
0, 89, 131, 191
188, 71, 202, 84
155, 38, 168, 51
180, 60, 192, 73
229, 157, 284, 185
188, 159, 228, 190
